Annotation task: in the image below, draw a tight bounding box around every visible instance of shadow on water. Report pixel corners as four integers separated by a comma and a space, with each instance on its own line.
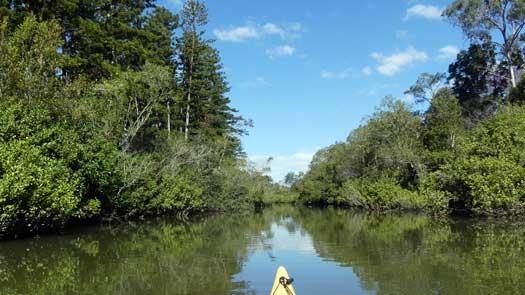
1, 205, 525, 295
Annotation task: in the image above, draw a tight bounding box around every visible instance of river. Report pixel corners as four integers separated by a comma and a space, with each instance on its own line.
1, 205, 524, 295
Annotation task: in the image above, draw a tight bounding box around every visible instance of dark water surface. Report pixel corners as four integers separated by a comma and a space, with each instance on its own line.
1, 205, 525, 295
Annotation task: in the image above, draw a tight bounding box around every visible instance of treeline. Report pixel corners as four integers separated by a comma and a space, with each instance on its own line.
293, 0, 525, 216
0, 0, 282, 239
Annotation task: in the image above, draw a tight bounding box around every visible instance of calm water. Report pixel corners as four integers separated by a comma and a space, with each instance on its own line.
1, 205, 525, 295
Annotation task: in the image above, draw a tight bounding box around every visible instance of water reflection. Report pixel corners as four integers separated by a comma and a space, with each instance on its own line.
0, 213, 269, 295
1, 206, 524, 295
293, 207, 525, 295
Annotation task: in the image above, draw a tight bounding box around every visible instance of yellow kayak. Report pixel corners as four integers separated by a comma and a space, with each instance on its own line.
269, 266, 297, 295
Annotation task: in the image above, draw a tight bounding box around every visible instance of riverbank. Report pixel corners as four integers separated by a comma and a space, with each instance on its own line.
294, 98, 525, 217
1, 190, 300, 241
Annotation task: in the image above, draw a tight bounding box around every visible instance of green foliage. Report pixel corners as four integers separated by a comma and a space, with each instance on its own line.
445, 0, 525, 88
92, 62, 174, 151
447, 42, 504, 124
284, 171, 304, 188
297, 92, 525, 216
422, 88, 464, 151
335, 180, 367, 207
0, 3, 269, 239
261, 192, 299, 204
0, 100, 121, 237
175, 1, 245, 153
430, 106, 525, 215
143, 6, 179, 67
418, 173, 451, 215
508, 75, 525, 105
260, 185, 299, 204
1, 0, 176, 78
444, 0, 525, 41
296, 144, 345, 204
421, 88, 465, 170
143, 171, 205, 212
349, 179, 426, 211
361, 97, 424, 185
216, 162, 298, 208
297, 97, 425, 208
0, 17, 63, 102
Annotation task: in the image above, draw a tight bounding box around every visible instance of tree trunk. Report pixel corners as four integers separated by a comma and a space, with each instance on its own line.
507, 52, 517, 88
167, 100, 171, 139
184, 95, 190, 140
510, 64, 517, 88
184, 31, 196, 141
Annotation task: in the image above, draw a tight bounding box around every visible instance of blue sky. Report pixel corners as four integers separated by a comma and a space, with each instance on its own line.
158, 0, 467, 181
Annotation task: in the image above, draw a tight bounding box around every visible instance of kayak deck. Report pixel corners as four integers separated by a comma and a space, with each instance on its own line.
269, 266, 297, 295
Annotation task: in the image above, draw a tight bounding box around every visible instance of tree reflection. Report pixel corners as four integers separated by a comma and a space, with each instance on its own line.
295, 207, 525, 295
1, 206, 525, 295
0, 213, 271, 295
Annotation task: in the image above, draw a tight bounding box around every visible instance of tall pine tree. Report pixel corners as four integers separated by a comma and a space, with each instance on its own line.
175, 0, 244, 155
176, 0, 208, 140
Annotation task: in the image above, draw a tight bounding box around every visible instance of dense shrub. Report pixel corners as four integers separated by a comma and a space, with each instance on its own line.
0, 101, 120, 237
429, 106, 525, 215
351, 179, 426, 211
334, 181, 367, 207
417, 174, 451, 215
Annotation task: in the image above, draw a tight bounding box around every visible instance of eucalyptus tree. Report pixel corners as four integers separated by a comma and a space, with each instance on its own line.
444, 0, 525, 88
404, 73, 447, 104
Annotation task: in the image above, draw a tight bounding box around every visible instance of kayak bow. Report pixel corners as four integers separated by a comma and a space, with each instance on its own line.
269, 266, 296, 295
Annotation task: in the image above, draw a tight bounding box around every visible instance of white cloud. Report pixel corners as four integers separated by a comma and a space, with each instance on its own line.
213, 25, 258, 42
321, 66, 372, 79
261, 22, 303, 40
262, 23, 285, 37
249, 151, 315, 182
406, 4, 443, 20
321, 68, 355, 79
266, 45, 296, 59
215, 22, 303, 42
362, 66, 372, 76
437, 45, 459, 60
371, 46, 428, 76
